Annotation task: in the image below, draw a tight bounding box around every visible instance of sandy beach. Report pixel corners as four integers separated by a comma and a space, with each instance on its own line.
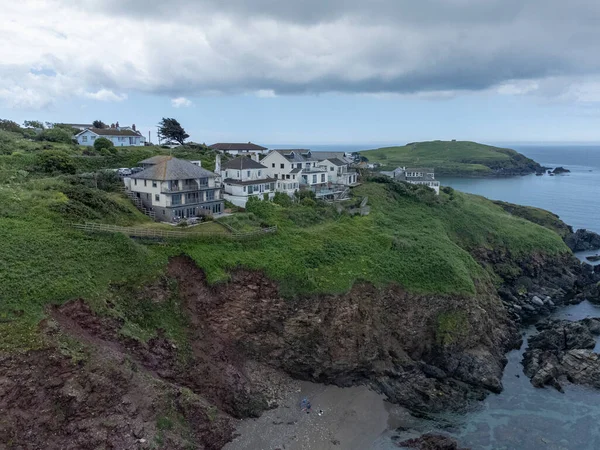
224, 380, 391, 450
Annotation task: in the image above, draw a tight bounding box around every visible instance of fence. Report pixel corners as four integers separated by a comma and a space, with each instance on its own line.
69, 222, 277, 240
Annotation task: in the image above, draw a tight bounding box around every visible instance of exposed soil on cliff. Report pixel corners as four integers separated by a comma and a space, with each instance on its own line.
1, 255, 518, 449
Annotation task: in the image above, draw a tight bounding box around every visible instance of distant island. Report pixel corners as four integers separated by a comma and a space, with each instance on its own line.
360, 140, 544, 177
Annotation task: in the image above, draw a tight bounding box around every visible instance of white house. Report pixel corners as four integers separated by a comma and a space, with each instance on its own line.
124, 156, 223, 221
77, 126, 146, 147
260, 150, 307, 195
383, 167, 440, 195
209, 142, 268, 155
221, 156, 277, 207
319, 158, 359, 186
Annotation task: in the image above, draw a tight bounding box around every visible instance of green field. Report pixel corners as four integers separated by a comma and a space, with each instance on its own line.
0, 131, 569, 353
361, 140, 543, 176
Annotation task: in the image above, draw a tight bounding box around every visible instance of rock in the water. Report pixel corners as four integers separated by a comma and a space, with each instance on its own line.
565, 229, 600, 252
587, 255, 600, 262
523, 318, 600, 391
397, 433, 470, 449
552, 166, 570, 174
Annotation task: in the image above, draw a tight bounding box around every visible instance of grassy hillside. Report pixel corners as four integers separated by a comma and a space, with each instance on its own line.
361, 140, 543, 176
0, 140, 569, 352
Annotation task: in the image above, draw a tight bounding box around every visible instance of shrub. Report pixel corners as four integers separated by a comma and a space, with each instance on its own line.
94, 137, 115, 153
273, 192, 292, 207
36, 128, 74, 144
246, 196, 277, 224
34, 151, 76, 174
300, 197, 316, 207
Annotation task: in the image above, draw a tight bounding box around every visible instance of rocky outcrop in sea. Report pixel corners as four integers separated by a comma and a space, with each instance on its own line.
565, 229, 600, 252
523, 318, 600, 392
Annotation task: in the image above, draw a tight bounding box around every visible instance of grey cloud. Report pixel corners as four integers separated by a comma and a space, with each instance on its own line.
5, 0, 600, 108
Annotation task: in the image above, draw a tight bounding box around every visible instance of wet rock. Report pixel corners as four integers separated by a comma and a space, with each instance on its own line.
397, 433, 470, 449
565, 229, 600, 252
523, 318, 600, 391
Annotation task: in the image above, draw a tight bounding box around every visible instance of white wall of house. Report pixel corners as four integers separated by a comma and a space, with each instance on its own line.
77, 129, 145, 146
223, 182, 276, 207
221, 166, 266, 182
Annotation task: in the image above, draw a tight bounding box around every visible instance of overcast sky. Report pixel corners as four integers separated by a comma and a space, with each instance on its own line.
2, 0, 600, 144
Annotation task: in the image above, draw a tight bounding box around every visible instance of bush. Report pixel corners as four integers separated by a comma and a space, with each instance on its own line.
273, 192, 292, 207
245, 196, 277, 224
94, 137, 115, 153
300, 197, 316, 207
36, 128, 74, 144
34, 151, 76, 174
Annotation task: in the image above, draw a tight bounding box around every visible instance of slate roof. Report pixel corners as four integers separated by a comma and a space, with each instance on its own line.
139, 155, 171, 165
325, 158, 347, 166
272, 149, 317, 162
290, 168, 302, 174
223, 177, 276, 186
396, 173, 436, 182
131, 156, 217, 181
209, 142, 267, 151
82, 127, 142, 137
313, 151, 348, 161
221, 156, 267, 170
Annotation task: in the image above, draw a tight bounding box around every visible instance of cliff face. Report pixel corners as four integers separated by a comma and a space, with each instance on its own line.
167, 256, 516, 413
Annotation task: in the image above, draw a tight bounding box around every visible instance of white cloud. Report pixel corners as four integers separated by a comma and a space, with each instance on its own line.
171, 96, 193, 107
84, 89, 127, 102
255, 89, 276, 98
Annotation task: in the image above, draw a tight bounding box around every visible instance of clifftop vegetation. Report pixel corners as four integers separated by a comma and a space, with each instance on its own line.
361, 140, 543, 176
0, 131, 569, 354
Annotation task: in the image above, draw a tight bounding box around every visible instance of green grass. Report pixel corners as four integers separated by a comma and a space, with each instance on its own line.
361, 140, 542, 176
0, 132, 570, 353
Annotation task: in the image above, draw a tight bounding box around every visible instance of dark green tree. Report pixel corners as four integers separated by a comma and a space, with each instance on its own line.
92, 120, 107, 129
23, 120, 44, 129
158, 118, 189, 145
34, 151, 76, 174
0, 119, 23, 134
35, 127, 74, 144
93, 137, 115, 152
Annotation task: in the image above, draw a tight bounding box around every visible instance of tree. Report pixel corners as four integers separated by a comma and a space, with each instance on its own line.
23, 120, 44, 129
0, 119, 23, 134
34, 150, 76, 174
94, 137, 114, 151
35, 127, 74, 144
158, 118, 189, 145
92, 120, 107, 129
94, 137, 116, 153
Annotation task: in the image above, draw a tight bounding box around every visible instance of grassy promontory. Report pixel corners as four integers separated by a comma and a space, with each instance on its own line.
361, 140, 543, 176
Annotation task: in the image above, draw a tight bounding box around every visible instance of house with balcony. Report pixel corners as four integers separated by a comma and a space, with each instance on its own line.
319, 158, 359, 186
260, 150, 310, 195
221, 156, 277, 207
124, 156, 223, 221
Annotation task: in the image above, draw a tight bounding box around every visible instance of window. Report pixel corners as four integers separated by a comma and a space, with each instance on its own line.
134, 179, 137, 185
306, 163, 310, 168
270, 183, 275, 191
243, 186, 246, 192
237, 171, 240, 178
155, 194, 160, 202
225, 171, 229, 178
207, 190, 215, 201
82, 136, 88, 142
91, 136, 96, 140
293, 175, 295, 179
172, 194, 182, 206
312, 175, 317, 183
330, 167, 334, 171
199, 178, 208, 187
152, 181, 157, 188
258, 170, 261, 177
144, 180, 147, 187
280, 163, 285, 169
118, 137, 125, 142
286, 174, 290, 179
298, 163, 302, 168
272, 163, 275, 168
247, 170, 251, 177
321, 174, 325, 182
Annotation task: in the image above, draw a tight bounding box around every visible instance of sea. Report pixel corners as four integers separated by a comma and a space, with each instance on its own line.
273, 143, 600, 449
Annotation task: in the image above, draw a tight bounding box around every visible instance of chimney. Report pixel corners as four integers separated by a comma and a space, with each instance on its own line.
110, 123, 115, 128
132, 124, 136, 131
215, 154, 221, 174
252, 153, 260, 162
116, 121, 120, 129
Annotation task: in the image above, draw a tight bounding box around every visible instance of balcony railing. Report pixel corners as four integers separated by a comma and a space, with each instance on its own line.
162, 182, 217, 193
